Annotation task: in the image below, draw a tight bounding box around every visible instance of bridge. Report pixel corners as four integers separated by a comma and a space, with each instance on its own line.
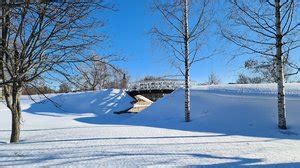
126, 79, 186, 101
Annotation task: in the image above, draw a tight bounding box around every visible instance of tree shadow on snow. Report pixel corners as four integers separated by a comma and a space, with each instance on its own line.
1, 143, 300, 167
18, 134, 227, 145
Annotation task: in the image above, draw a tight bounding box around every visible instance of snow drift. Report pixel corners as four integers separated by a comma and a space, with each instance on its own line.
127, 83, 300, 139
23, 89, 135, 123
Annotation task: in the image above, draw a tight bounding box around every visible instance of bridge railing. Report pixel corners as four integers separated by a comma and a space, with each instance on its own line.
128, 80, 186, 91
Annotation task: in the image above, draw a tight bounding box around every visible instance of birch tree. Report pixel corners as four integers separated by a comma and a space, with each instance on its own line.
222, 0, 300, 129
0, 1, 109, 143
152, 0, 213, 122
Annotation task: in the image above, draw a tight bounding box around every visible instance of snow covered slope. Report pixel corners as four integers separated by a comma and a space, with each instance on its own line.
0, 84, 300, 167
0, 89, 135, 132
25, 89, 135, 115
128, 83, 300, 138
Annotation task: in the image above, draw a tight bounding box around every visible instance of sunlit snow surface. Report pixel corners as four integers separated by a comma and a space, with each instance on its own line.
1, 85, 300, 167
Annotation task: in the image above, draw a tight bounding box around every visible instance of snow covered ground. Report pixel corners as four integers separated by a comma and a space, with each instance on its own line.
1, 85, 300, 167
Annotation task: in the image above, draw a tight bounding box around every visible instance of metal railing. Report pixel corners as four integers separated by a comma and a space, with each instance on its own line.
128, 79, 187, 91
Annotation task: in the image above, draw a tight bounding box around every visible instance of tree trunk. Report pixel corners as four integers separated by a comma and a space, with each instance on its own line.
183, 0, 191, 122
4, 83, 22, 143
10, 85, 22, 143
275, 0, 287, 129
10, 106, 21, 143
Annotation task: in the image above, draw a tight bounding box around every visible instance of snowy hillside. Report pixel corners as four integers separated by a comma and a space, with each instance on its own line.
1, 84, 300, 167
128, 83, 300, 138
0, 89, 135, 135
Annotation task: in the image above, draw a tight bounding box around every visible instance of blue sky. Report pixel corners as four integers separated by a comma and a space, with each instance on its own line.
90, 0, 299, 83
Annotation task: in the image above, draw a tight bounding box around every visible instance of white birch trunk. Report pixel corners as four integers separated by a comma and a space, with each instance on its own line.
275, 0, 287, 129
183, 0, 191, 122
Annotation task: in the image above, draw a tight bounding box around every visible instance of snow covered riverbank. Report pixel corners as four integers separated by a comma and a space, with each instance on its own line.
1, 84, 300, 167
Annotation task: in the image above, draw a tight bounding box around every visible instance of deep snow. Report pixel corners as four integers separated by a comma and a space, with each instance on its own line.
1, 85, 300, 167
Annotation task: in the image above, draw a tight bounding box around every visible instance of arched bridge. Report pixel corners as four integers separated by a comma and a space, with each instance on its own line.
127, 79, 185, 101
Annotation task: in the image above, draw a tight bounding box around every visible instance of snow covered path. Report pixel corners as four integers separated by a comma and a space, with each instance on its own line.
1, 86, 300, 167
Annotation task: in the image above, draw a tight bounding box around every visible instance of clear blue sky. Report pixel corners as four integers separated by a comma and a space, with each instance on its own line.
91, 0, 299, 83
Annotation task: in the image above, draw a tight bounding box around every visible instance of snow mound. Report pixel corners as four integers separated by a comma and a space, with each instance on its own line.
127, 83, 300, 138
24, 89, 134, 117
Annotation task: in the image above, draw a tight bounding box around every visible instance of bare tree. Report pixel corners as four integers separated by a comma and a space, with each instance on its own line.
76, 60, 111, 91
152, 0, 213, 122
222, 0, 300, 129
68, 54, 127, 91
22, 77, 55, 95
244, 58, 293, 83
207, 72, 220, 85
0, 1, 110, 143
236, 73, 263, 84
59, 82, 71, 93
236, 74, 250, 84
